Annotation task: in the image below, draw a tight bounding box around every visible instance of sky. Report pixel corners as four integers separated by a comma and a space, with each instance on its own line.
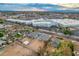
0, 0, 79, 4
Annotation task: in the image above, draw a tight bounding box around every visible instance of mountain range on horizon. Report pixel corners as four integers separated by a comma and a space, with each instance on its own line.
0, 3, 79, 13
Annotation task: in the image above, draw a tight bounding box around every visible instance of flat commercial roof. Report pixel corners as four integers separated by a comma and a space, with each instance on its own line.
6, 19, 79, 27
6, 19, 32, 25
51, 19, 79, 27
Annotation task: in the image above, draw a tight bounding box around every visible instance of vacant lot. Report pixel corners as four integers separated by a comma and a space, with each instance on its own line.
27, 39, 45, 52
0, 41, 37, 56
0, 39, 45, 56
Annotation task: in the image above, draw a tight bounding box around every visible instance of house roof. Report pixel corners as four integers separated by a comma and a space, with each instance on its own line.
0, 40, 5, 45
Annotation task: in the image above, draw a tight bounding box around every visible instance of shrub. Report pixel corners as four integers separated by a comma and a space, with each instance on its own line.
52, 47, 72, 56
14, 32, 23, 38
51, 40, 74, 56
0, 32, 4, 37
63, 29, 72, 35
25, 27, 33, 33
0, 19, 5, 24
0, 29, 6, 33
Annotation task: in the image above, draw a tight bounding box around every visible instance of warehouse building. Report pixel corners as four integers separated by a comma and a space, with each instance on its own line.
50, 19, 79, 27
6, 19, 79, 28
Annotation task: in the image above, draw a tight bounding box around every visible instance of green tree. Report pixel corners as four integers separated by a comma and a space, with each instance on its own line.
62, 27, 72, 35
0, 32, 4, 37
14, 32, 23, 38
0, 19, 5, 24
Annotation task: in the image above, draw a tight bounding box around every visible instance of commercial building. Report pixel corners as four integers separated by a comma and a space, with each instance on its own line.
50, 19, 79, 27
6, 19, 79, 28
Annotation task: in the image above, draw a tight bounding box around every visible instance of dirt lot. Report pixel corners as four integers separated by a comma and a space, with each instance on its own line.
0, 39, 45, 56
0, 41, 37, 56
27, 39, 45, 52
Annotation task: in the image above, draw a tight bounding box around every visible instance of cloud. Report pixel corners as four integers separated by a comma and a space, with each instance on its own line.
0, 0, 79, 4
